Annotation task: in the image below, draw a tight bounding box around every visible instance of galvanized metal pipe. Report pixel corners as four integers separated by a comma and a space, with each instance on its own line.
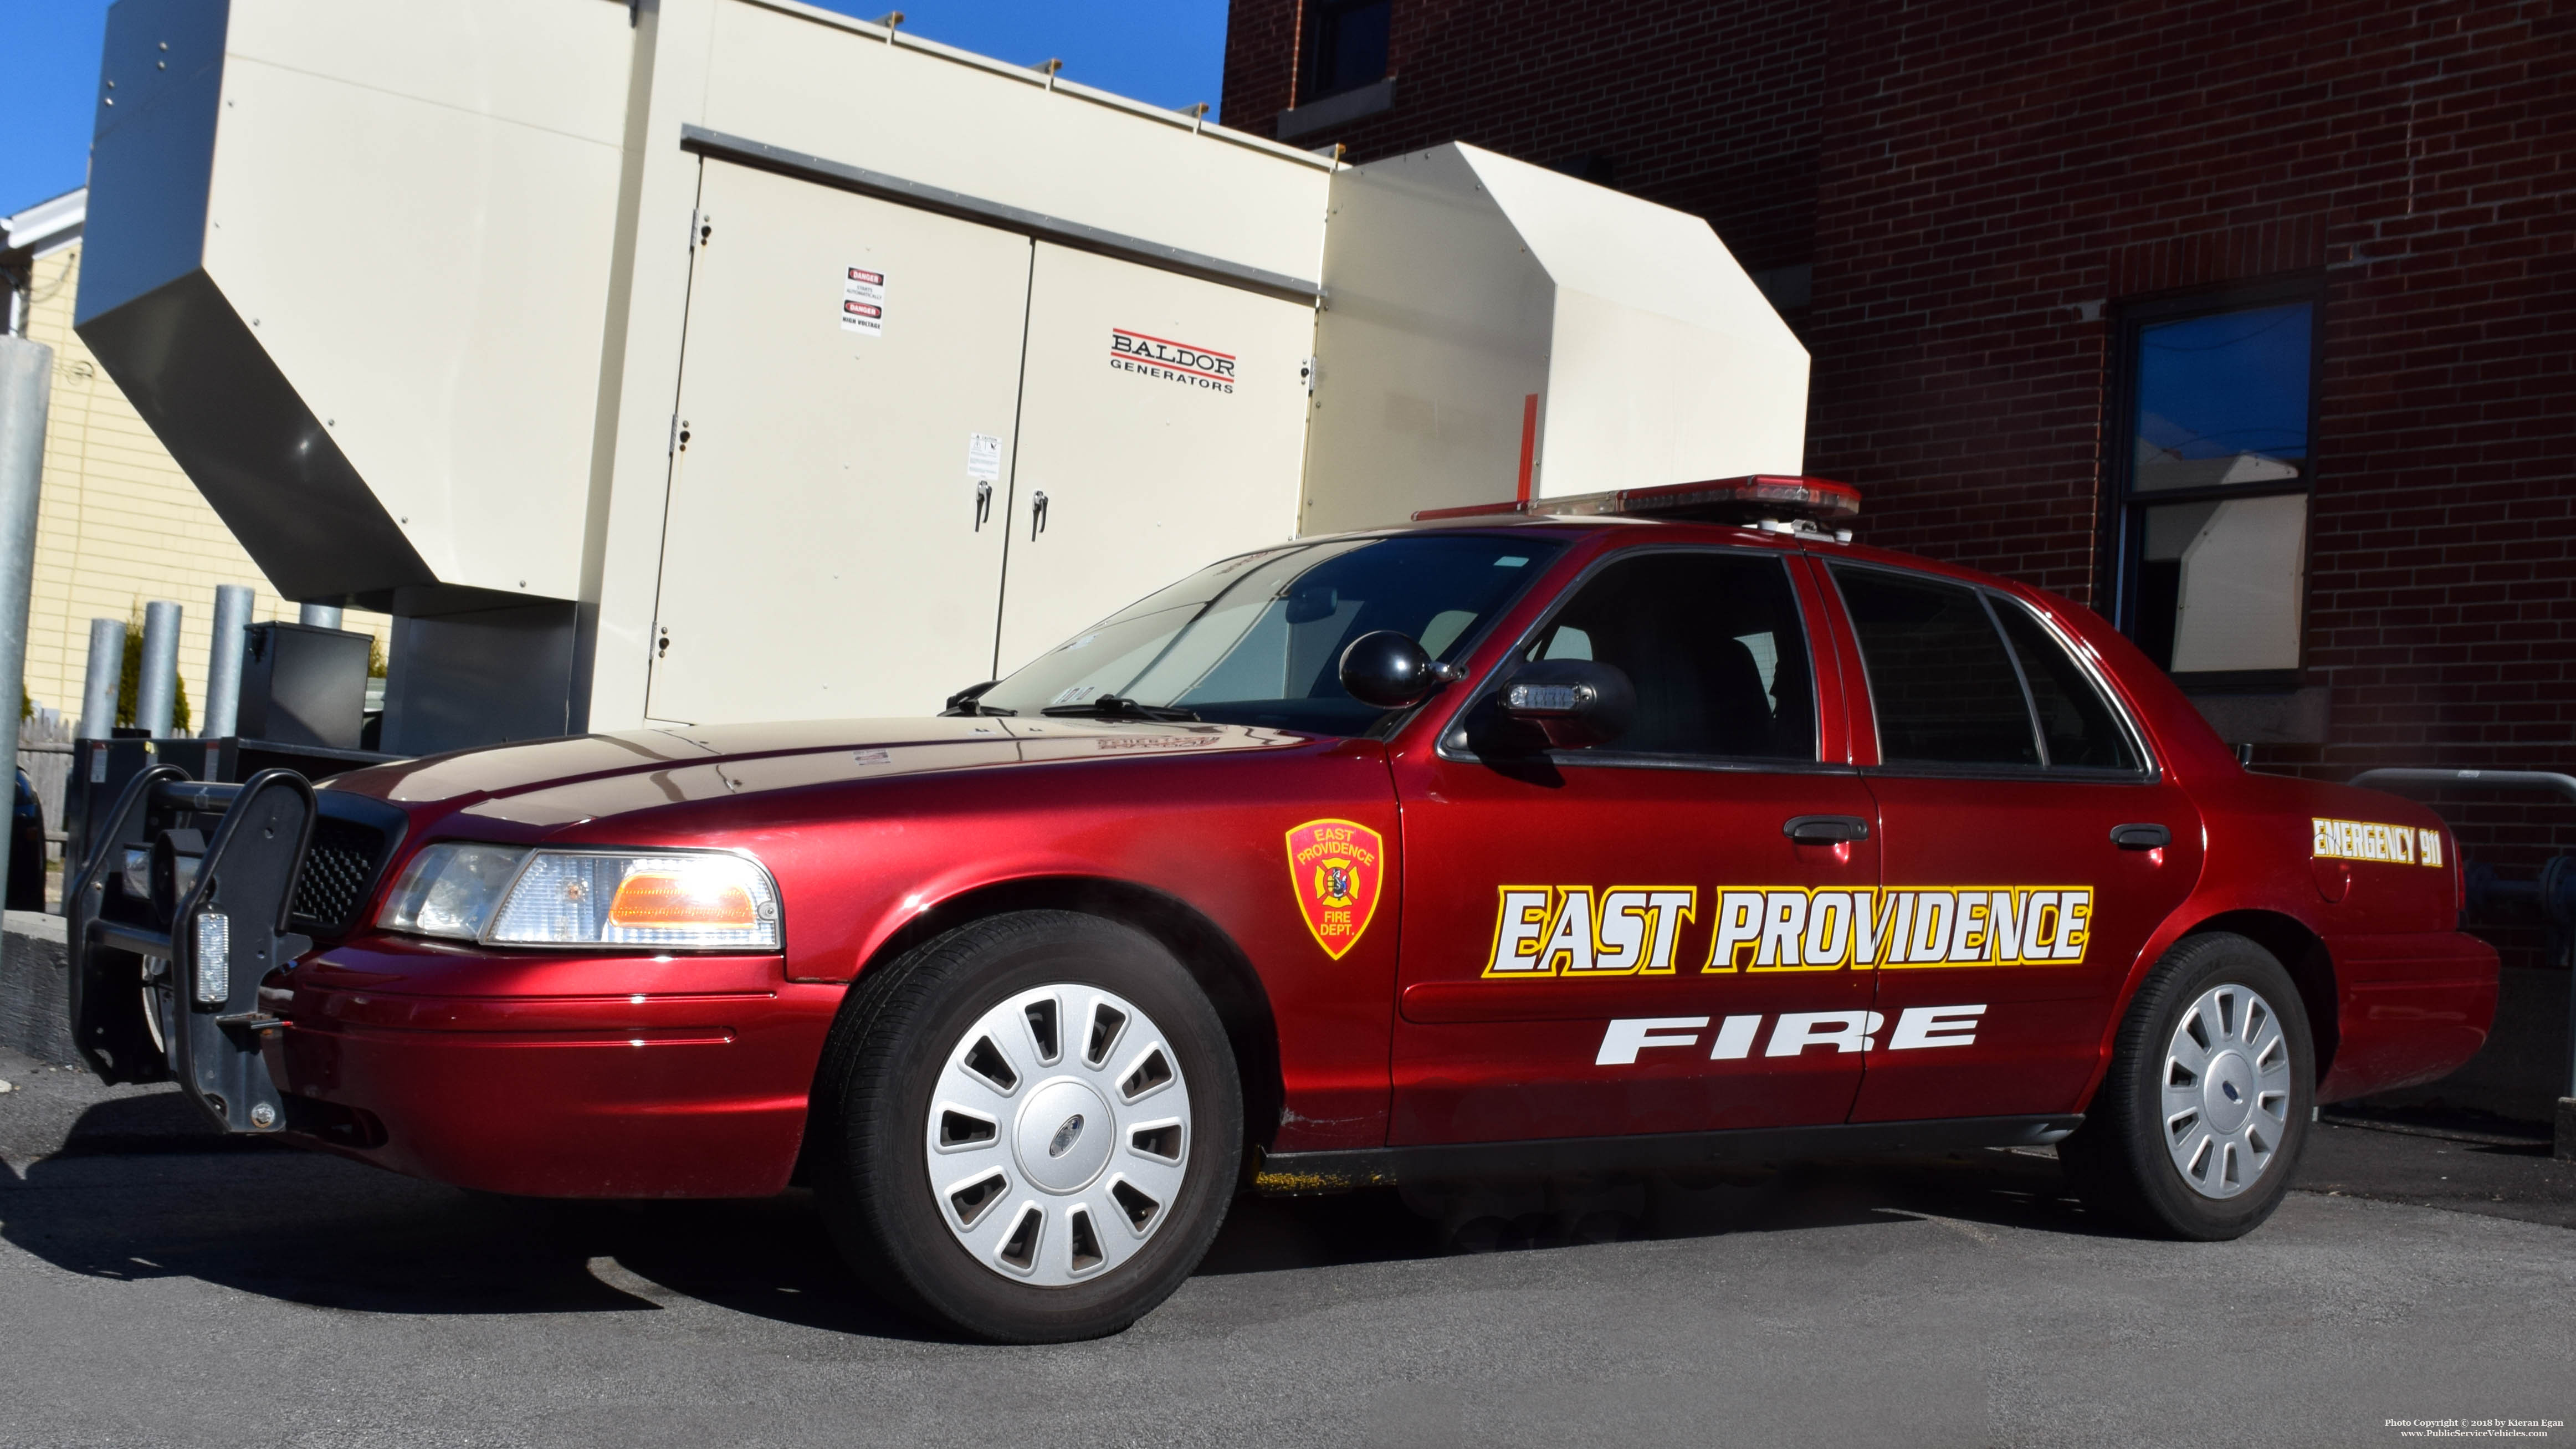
298, 602, 343, 629
201, 583, 254, 738
2350, 765, 2576, 1156
2349, 767, 2576, 805
135, 600, 181, 737
78, 617, 121, 739
0, 336, 53, 908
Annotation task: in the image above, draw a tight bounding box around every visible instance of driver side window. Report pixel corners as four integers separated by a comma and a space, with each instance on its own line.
1525, 551, 1817, 760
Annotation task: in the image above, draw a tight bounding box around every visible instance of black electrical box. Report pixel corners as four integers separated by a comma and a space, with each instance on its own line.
238, 621, 372, 750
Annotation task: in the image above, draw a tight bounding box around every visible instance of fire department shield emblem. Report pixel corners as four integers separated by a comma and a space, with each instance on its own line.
1284, 818, 1386, 959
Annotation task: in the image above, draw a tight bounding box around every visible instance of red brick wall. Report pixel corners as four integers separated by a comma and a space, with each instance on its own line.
1221, 0, 1833, 273
1797, 1, 2576, 930
1225, 1, 2576, 952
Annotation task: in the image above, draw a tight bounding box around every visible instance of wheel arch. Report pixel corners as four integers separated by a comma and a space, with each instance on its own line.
832, 875, 1286, 1153
2177, 909, 2339, 1083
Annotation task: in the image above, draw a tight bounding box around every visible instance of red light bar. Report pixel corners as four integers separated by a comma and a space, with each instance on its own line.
1414, 474, 1861, 525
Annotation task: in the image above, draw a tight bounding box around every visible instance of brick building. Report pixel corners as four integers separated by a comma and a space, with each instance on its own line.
1225, 0, 2574, 1093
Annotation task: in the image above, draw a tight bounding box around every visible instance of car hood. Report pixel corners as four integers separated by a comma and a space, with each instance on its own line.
324, 716, 1317, 828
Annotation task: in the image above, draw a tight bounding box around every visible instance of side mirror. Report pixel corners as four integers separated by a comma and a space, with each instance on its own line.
1339, 631, 1457, 709
1496, 659, 1635, 749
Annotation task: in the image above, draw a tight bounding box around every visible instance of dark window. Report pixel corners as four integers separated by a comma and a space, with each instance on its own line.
2111, 291, 2318, 679
1993, 602, 2143, 772
1303, 0, 1390, 103
1522, 552, 1816, 760
1832, 568, 2039, 768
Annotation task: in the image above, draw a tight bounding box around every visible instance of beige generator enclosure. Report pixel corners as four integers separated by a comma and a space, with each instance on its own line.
76, 0, 1809, 751
1299, 144, 1812, 533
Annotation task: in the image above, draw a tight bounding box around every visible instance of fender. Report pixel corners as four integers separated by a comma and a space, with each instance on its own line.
829, 869, 1289, 1151
2075, 771, 2478, 1109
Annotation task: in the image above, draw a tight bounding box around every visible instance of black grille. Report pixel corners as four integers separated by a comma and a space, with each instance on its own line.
292, 817, 387, 934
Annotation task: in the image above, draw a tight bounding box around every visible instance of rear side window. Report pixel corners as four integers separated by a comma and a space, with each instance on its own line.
1831, 567, 2039, 767
1993, 602, 2144, 771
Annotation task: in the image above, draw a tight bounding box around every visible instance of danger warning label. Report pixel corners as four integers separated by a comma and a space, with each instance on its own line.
842, 265, 885, 336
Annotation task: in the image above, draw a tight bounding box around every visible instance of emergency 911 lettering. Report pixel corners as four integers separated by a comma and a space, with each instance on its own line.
2312, 816, 2446, 867
1484, 885, 2093, 978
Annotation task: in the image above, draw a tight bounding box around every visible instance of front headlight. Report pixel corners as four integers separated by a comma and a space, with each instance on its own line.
376, 842, 529, 940
375, 846, 781, 951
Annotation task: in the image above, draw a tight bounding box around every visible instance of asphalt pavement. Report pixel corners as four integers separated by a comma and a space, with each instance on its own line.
2, 1045, 2569, 1449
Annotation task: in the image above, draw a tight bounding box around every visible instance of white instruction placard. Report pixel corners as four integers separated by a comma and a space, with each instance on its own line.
841, 264, 885, 336
967, 433, 1002, 481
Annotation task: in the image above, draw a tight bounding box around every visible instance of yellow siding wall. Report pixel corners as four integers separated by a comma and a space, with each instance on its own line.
17, 239, 388, 728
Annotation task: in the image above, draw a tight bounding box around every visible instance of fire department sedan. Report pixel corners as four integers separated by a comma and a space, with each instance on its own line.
66, 477, 2495, 1343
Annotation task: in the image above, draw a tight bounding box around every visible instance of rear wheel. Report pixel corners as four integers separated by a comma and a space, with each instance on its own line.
2062, 931, 2314, 1240
810, 910, 1242, 1342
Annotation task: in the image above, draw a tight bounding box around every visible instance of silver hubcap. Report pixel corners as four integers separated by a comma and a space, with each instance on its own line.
2162, 981, 2293, 1199
925, 985, 1190, 1286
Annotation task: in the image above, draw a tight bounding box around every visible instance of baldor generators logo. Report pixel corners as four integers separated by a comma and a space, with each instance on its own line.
1285, 819, 1384, 959
1109, 329, 1236, 392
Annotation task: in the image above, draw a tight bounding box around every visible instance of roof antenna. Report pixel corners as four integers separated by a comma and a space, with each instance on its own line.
1185, 101, 1210, 135
1036, 57, 1063, 91
870, 11, 903, 42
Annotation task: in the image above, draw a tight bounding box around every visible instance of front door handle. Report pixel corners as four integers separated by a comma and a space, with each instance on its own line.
1784, 815, 1870, 846
2111, 822, 2171, 851
1030, 489, 1049, 540
973, 479, 992, 531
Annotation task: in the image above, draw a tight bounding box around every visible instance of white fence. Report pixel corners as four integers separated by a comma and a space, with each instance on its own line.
18, 707, 71, 851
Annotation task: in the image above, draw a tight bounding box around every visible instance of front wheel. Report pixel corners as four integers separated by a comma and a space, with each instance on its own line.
2061, 931, 2315, 1240
810, 910, 1242, 1342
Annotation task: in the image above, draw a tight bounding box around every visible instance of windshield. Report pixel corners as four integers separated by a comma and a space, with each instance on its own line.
976, 534, 1564, 735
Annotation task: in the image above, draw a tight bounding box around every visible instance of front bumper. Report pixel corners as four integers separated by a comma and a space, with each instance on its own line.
269, 938, 843, 1197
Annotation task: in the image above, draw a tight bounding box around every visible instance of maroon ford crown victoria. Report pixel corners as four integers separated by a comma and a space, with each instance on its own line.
67, 477, 2495, 1343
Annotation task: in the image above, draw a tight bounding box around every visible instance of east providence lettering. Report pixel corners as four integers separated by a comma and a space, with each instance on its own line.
1483, 885, 2096, 978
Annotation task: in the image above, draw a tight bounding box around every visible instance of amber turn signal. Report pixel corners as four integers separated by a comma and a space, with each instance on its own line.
608, 872, 760, 930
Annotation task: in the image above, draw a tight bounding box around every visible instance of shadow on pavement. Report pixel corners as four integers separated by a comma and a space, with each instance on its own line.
1200, 1146, 2121, 1274
2, 1088, 2130, 1340
1, 1148, 662, 1316
40, 1093, 2557, 1339
30, 1092, 2563, 1340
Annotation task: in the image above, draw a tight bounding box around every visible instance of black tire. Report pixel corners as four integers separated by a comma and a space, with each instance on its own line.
2062, 931, 2315, 1240
810, 910, 1243, 1343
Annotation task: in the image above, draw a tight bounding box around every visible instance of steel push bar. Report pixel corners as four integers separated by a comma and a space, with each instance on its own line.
64, 764, 316, 1133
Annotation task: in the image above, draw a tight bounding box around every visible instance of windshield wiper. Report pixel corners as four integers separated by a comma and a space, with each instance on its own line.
1039, 695, 1201, 723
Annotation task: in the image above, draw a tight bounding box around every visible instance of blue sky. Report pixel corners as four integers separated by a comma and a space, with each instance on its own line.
2, 1, 1228, 216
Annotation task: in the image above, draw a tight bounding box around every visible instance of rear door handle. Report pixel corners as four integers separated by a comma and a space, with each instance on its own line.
1030, 490, 1049, 540
2111, 822, 2171, 850
1784, 815, 1870, 846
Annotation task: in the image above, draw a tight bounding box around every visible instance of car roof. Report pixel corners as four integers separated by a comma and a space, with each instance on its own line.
1300, 511, 2044, 606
